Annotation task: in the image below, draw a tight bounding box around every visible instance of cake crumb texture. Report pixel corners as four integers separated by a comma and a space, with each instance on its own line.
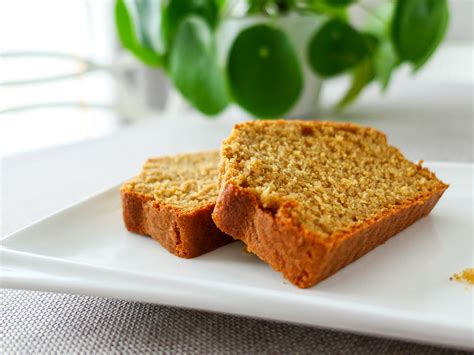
122, 151, 220, 212
121, 151, 232, 258
219, 120, 447, 239
450, 268, 474, 285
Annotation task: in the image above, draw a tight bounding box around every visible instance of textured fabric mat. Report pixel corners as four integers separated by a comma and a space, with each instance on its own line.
1, 289, 468, 354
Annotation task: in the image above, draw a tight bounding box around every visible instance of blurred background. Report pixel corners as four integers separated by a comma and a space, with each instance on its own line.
1, 2, 473, 352
0, 0, 472, 157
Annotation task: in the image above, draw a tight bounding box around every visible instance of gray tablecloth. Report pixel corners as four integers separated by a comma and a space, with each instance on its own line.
1, 289, 469, 354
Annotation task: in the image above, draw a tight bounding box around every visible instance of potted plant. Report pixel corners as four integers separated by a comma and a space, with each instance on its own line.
115, 0, 449, 118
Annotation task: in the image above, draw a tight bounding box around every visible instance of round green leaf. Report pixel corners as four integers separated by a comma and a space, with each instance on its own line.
114, 0, 162, 67
392, 0, 449, 69
308, 19, 368, 77
227, 24, 302, 118
162, 0, 219, 50
169, 16, 228, 115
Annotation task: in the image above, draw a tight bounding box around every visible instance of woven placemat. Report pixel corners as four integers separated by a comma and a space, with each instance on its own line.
1, 289, 467, 354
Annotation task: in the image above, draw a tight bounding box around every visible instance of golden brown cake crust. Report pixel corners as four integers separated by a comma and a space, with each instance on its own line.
212, 182, 446, 288
121, 151, 233, 258
121, 190, 232, 259
212, 120, 449, 288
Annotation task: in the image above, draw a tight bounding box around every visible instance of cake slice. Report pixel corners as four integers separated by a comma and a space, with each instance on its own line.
121, 151, 232, 258
212, 120, 448, 288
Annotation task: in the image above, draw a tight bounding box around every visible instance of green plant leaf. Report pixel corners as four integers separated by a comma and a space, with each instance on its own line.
364, 2, 394, 36
227, 24, 303, 118
169, 16, 229, 115
363, 2, 398, 89
216, 0, 227, 10
308, 19, 369, 77
301, 1, 348, 20
134, 0, 154, 50
337, 58, 374, 109
374, 40, 398, 89
115, 0, 162, 67
247, 0, 269, 14
162, 0, 219, 51
363, 33, 379, 54
133, 0, 166, 54
392, 0, 449, 69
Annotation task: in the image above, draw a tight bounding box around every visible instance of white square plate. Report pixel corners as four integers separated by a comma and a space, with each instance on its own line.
1, 162, 473, 350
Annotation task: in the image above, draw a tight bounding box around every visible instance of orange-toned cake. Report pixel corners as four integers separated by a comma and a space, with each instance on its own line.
121, 151, 232, 258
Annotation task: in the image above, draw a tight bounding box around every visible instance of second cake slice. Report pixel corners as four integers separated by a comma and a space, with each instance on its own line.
121, 151, 232, 258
